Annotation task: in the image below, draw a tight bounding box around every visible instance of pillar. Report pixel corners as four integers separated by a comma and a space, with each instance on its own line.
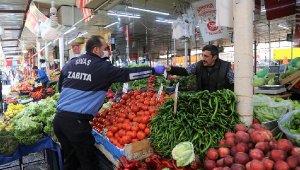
44, 41, 50, 75
59, 36, 65, 70
184, 39, 188, 67
233, 0, 254, 126
36, 39, 41, 69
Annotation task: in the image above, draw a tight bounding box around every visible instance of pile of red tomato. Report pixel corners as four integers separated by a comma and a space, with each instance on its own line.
91, 89, 170, 149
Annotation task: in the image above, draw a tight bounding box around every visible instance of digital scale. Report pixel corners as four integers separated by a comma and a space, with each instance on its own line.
255, 65, 287, 95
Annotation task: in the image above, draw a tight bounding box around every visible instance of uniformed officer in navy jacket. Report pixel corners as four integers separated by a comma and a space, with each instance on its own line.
53, 35, 163, 170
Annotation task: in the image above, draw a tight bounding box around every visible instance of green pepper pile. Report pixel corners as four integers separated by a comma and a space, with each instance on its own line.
150, 89, 240, 158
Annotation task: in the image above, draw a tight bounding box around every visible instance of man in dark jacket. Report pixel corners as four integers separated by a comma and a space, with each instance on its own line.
165, 45, 234, 92
53, 35, 160, 170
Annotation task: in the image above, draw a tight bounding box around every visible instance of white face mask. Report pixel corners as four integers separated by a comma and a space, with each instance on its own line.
102, 51, 109, 58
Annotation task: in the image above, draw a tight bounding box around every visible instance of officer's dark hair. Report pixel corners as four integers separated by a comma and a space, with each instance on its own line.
202, 45, 219, 58
32, 66, 38, 70
85, 35, 104, 53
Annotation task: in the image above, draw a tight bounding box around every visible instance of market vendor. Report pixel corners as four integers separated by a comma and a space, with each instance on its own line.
160, 44, 234, 92
32, 66, 49, 88
53, 35, 162, 170
69, 41, 81, 60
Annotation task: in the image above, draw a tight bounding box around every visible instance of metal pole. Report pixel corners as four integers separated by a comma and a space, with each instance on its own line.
268, 21, 271, 65
195, 33, 198, 62
234, 0, 254, 126
126, 24, 130, 63
291, 23, 294, 60
167, 31, 172, 65
184, 39, 188, 67
44, 41, 50, 75
173, 38, 176, 66
36, 39, 41, 69
59, 36, 65, 70
254, 40, 257, 74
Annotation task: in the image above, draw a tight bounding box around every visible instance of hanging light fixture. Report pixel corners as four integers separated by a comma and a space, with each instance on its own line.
128, 6, 170, 16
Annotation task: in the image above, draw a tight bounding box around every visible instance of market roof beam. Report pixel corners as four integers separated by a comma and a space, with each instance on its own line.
0, 10, 25, 13
18, 0, 32, 43
2, 45, 19, 48
1, 39, 18, 41
4, 28, 21, 31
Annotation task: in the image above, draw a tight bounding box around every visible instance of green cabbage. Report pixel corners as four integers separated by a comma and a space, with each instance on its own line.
267, 78, 275, 85
171, 142, 195, 167
253, 76, 265, 87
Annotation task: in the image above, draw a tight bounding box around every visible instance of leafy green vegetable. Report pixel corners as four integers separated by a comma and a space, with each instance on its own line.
13, 115, 43, 145
0, 131, 19, 156
44, 114, 55, 136
12, 95, 58, 145
172, 142, 195, 166
284, 112, 300, 134
253, 76, 265, 87
254, 95, 292, 123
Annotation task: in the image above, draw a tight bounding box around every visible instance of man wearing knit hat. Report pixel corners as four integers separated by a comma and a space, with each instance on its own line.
70, 41, 81, 60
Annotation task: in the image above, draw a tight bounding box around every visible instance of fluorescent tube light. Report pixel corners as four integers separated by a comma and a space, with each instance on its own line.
4, 51, 21, 54
278, 24, 289, 30
64, 27, 76, 35
128, 6, 169, 16
78, 31, 88, 37
104, 22, 119, 28
155, 19, 173, 24
107, 11, 140, 18
261, 6, 266, 13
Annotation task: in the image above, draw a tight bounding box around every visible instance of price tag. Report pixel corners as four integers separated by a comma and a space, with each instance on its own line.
157, 83, 163, 101
174, 82, 179, 114
122, 83, 129, 93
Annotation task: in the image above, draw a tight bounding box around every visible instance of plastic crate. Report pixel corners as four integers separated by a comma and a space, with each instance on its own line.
92, 130, 125, 160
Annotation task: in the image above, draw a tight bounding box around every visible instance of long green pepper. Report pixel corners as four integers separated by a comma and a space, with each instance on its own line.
150, 89, 240, 158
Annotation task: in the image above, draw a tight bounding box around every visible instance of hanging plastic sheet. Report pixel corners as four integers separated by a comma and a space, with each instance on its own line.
192, 0, 229, 42
25, 2, 65, 41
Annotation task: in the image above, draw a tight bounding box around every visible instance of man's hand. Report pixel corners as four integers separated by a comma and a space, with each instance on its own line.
164, 65, 171, 71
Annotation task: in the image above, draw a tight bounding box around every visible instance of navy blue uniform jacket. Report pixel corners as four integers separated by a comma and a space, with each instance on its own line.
56, 53, 154, 116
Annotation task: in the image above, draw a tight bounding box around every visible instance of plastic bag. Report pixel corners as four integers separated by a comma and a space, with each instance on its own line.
253, 95, 293, 123
253, 95, 273, 107
278, 110, 300, 146
257, 67, 269, 78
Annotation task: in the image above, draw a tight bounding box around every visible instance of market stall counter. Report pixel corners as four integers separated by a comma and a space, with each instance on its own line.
0, 136, 62, 170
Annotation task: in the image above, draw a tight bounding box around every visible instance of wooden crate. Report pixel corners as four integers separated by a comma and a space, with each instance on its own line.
281, 70, 300, 85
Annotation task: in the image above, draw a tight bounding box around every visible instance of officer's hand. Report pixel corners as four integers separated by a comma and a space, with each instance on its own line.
154, 65, 165, 74
164, 65, 171, 71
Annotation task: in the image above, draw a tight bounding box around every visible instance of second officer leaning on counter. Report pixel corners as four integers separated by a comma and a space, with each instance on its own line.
53, 35, 164, 170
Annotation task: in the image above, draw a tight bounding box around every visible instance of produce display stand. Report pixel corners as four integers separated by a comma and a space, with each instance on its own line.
95, 144, 119, 168
49, 79, 58, 86
18, 98, 34, 104
92, 130, 153, 161
0, 137, 62, 170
